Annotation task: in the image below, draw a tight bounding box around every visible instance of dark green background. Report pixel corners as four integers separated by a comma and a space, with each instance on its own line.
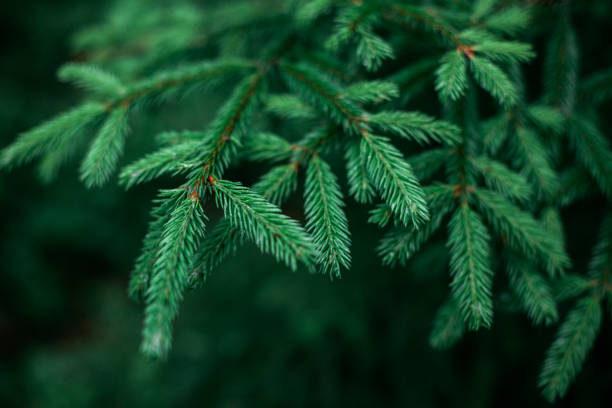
1, 1, 611, 407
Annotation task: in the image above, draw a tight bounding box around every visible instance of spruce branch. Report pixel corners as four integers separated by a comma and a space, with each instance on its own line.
361, 133, 429, 227
539, 296, 602, 402
119, 140, 203, 189
474, 188, 570, 275
212, 179, 315, 271
507, 256, 558, 326
429, 297, 465, 349
1, 103, 105, 168
244, 132, 296, 163
280, 62, 364, 131
128, 195, 178, 301
80, 107, 130, 187
512, 126, 560, 199
378, 184, 455, 267
104, 59, 255, 111
341, 80, 399, 105
305, 154, 351, 277
193, 71, 265, 180
407, 148, 452, 181
484, 6, 531, 36
264, 94, 316, 120
58, 63, 126, 99
141, 190, 207, 359
470, 156, 532, 203
189, 164, 299, 287
447, 204, 494, 330
435, 50, 467, 102
345, 140, 376, 204
567, 115, 612, 198
469, 56, 518, 107
367, 111, 461, 146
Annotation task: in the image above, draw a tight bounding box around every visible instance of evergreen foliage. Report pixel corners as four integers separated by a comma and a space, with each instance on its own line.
3, 0, 612, 402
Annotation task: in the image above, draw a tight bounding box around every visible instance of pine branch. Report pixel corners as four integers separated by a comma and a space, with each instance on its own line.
305, 155, 351, 277
280, 62, 364, 131
1, 103, 105, 168
471, 0, 497, 21
36, 125, 89, 183
541, 207, 566, 255
194, 72, 264, 179
447, 204, 494, 330
484, 6, 531, 36
105, 59, 254, 111
341, 81, 399, 104
141, 190, 207, 359
481, 114, 510, 154
265, 94, 316, 120
155, 130, 205, 147
474, 188, 570, 275
429, 297, 465, 349
58, 63, 126, 98
119, 140, 202, 189
526, 105, 565, 135
345, 140, 376, 204
361, 133, 429, 227
253, 164, 299, 206
407, 148, 452, 181
470, 155, 532, 202
128, 193, 179, 300
368, 203, 393, 228
189, 164, 299, 287
567, 115, 612, 198
553, 274, 593, 302
188, 218, 243, 289
378, 184, 455, 267
469, 56, 518, 107
80, 107, 130, 187
472, 41, 535, 64
212, 179, 315, 271
388, 57, 438, 102
544, 12, 578, 112
326, 4, 393, 72
539, 296, 602, 402
367, 111, 461, 146
581, 67, 612, 104
244, 132, 296, 163
295, 0, 333, 26
512, 126, 560, 199
435, 50, 467, 102
589, 214, 612, 285
507, 256, 558, 326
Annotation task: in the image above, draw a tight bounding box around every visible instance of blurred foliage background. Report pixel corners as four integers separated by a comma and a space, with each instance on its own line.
1, 1, 612, 407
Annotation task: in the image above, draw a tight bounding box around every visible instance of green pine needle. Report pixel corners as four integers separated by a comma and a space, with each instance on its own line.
361, 133, 429, 227
378, 184, 455, 267
447, 204, 494, 330
435, 50, 468, 102
474, 188, 570, 275
213, 179, 315, 271
471, 156, 532, 202
58, 63, 126, 98
345, 141, 376, 204
305, 155, 351, 277
80, 107, 130, 187
141, 190, 207, 359
1, 103, 104, 169
469, 56, 518, 107
429, 297, 465, 349
539, 296, 602, 402
507, 256, 558, 326
367, 111, 461, 146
